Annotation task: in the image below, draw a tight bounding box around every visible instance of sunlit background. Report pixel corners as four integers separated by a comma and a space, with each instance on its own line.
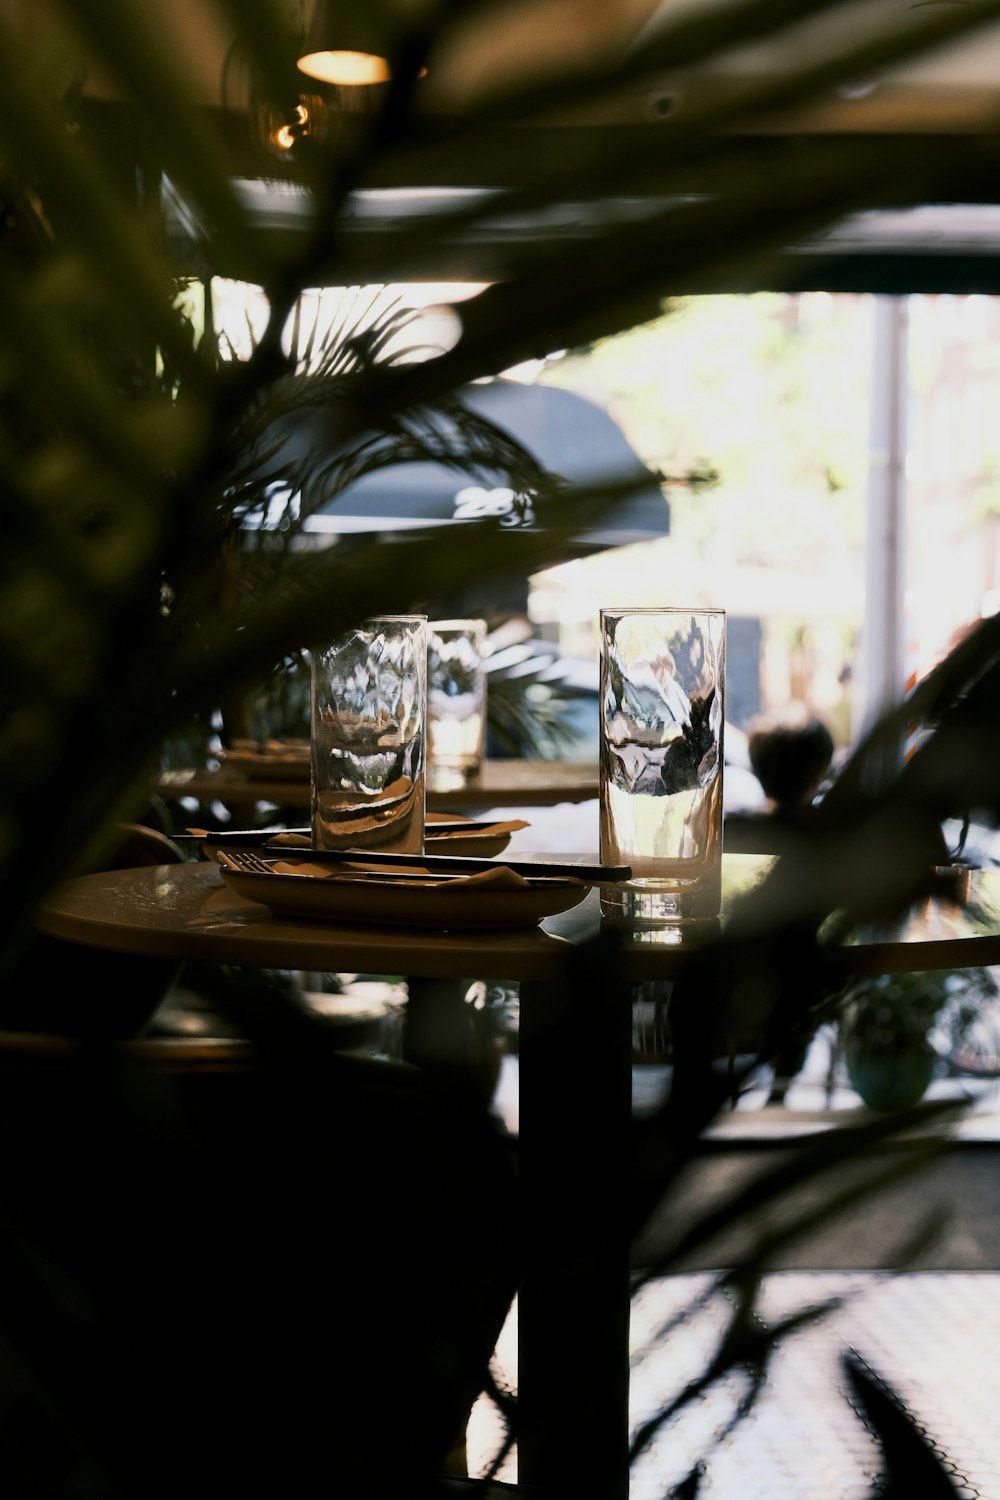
199, 278, 1000, 756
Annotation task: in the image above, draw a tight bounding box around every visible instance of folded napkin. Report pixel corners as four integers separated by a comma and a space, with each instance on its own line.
267, 858, 540, 889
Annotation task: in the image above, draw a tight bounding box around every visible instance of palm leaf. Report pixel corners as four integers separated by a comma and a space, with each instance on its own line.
3, 4, 1000, 1489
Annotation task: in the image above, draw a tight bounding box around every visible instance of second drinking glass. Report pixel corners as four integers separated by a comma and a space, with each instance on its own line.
427, 618, 487, 790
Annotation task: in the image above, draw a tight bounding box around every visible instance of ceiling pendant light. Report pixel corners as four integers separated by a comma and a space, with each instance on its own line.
296, 1, 393, 87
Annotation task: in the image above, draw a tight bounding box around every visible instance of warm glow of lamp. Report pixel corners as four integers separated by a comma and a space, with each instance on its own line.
297, 48, 391, 86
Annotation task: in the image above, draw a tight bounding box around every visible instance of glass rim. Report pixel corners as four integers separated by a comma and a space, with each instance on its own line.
351, 613, 428, 625
311, 615, 427, 649
599, 605, 727, 618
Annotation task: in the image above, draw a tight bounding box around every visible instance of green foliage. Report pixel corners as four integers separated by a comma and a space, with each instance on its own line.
4, 1, 1000, 1493
543, 292, 873, 562
840, 970, 954, 1054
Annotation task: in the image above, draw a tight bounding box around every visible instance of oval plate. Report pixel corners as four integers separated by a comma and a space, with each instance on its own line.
216, 861, 587, 930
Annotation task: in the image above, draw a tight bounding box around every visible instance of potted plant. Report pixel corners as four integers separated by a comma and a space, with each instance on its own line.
838, 970, 947, 1111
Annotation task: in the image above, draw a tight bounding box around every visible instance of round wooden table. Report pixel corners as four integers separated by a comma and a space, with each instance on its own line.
31, 852, 1000, 1500
33, 854, 1000, 982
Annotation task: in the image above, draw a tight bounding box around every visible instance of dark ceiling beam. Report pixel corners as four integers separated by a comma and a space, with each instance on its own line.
80, 98, 1000, 292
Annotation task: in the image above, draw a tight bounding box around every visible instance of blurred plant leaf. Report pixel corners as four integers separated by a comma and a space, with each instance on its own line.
3, 2, 1000, 1489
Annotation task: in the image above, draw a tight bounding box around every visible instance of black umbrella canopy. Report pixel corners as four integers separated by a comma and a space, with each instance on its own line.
272, 378, 670, 553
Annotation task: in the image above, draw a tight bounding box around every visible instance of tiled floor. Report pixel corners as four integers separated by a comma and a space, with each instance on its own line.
468, 1271, 1000, 1498
472, 1044, 1000, 1497
628, 1270, 1000, 1499
289, 935, 1000, 1496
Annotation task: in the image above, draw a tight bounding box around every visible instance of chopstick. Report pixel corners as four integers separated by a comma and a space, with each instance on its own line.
178, 826, 310, 843
426, 819, 503, 835
181, 817, 514, 843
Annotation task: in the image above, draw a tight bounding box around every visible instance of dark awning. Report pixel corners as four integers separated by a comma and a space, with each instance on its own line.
276, 378, 670, 554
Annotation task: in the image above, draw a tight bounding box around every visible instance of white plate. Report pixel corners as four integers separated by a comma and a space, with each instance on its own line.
216, 858, 587, 929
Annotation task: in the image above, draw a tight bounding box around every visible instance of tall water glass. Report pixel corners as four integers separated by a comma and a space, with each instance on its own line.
311, 615, 426, 854
599, 606, 726, 922
427, 618, 487, 790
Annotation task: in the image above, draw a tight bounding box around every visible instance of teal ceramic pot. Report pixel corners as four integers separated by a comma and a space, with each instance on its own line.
844, 1035, 936, 1112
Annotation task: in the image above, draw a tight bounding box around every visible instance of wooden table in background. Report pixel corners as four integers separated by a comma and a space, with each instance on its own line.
156, 758, 599, 818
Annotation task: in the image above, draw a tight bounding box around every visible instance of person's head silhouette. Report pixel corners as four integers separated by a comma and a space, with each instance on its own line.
748, 716, 835, 812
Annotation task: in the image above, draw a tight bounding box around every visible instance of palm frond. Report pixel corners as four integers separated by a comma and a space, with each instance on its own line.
3, 3, 1000, 1490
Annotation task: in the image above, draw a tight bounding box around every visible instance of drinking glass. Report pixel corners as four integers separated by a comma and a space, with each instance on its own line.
599, 606, 726, 922
311, 615, 427, 854
427, 618, 487, 790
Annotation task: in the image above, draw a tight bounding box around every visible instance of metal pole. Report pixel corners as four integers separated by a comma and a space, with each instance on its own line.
857, 295, 909, 750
